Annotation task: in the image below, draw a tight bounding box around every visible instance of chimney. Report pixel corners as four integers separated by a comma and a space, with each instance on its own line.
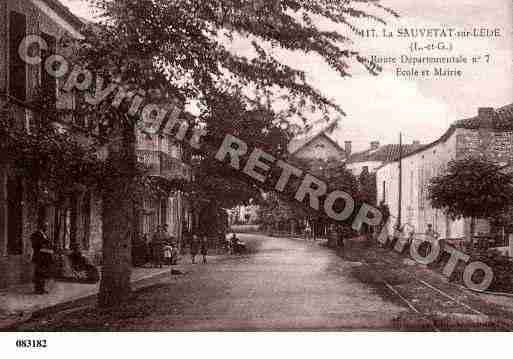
412, 140, 420, 146
478, 107, 496, 128
370, 141, 380, 150
344, 141, 352, 156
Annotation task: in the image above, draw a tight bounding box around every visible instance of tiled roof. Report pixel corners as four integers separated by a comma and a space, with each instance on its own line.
348, 144, 422, 164
454, 103, 513, 130
288, 127, 345, 156
375, 103, 513, 171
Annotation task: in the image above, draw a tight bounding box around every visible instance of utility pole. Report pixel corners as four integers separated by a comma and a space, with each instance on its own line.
397, 132, 403, 229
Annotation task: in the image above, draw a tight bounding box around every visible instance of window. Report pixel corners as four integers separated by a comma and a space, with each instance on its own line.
9, 11, 27, 101
160, 199, 168, 226
382, 181, 386, 203
41, 33, 57, 107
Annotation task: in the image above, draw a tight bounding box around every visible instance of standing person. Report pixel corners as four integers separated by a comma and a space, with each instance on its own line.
200, 236, 208, 264
425, 223, 440, 255
230, 233, 239, 254
190, 234, 200, 264
305, 222, 312, 241
31, 223, 53, 295
182, 229, 191, 255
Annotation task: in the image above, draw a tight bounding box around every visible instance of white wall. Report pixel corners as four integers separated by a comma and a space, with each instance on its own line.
376, 130, 466, 238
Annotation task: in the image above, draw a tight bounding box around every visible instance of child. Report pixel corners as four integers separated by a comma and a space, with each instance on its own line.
163, 244, 173, 265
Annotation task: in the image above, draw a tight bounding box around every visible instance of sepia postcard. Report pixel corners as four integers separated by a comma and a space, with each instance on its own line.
1, 0, 513, 355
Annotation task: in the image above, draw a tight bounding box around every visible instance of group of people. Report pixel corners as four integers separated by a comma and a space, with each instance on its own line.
142, 224, 179, 268
137, 226, 212, 266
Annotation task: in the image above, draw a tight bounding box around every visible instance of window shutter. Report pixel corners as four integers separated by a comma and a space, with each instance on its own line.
9, 11, 27, 101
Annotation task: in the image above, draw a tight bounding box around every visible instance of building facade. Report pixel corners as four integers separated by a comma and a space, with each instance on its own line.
0, 0, 105, 288
136, 131, 192, 249
376, 105, 513, 240
0, 0, 194, 288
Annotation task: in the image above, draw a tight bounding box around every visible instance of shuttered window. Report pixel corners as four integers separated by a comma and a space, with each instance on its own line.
9, 11, 27, 101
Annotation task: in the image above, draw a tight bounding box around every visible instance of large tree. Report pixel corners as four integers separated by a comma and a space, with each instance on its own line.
428, 158, 513, 245
68, 0, 395, 307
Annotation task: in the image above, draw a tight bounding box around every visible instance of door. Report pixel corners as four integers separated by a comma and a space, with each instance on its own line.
7, 175, 23, 255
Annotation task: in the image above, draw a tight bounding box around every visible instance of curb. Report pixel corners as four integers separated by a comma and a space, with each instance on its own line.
0, 267, 172, 330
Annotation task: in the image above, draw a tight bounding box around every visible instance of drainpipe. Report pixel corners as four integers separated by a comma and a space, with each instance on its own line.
397, 132, 403, 230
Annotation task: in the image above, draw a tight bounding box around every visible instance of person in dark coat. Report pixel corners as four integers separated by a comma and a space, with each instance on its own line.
200, 236, 208, 264
190, 234, 200, 264
31, 223, 53, 294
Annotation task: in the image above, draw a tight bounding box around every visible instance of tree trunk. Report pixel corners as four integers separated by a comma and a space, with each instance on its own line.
98, 118, 136, 308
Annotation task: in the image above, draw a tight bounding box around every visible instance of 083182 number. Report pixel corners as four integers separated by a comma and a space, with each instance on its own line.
16, 339, 47, 349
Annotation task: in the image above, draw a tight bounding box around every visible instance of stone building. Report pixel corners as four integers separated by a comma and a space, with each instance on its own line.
376, 105, 513, 240
0, 0, 105, 288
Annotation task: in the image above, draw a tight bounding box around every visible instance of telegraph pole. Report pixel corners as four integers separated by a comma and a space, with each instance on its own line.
397, 132, 403, 229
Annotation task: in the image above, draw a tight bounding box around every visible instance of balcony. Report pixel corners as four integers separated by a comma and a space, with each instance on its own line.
136, 149, 192, 184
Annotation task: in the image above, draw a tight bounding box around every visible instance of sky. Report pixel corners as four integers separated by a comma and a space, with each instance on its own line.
59, 0, 513, 152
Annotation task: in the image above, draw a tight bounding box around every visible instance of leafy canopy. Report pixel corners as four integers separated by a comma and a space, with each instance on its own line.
83, 0, 395, 120
428, 158, 513, 220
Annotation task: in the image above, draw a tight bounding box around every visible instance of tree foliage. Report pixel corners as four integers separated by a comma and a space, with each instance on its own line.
49, 0, 395, 307
428, 158, 513, 221
358, 167, 377, 205
81, 0, 395, 120
258, 156, 359, 230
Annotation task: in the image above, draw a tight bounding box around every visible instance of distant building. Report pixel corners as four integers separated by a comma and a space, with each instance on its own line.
288, 126, 348, 161
376, 105, 513, 240
229, 205, 259, 225
136, 130, 193, 249
347, 141, 422, 177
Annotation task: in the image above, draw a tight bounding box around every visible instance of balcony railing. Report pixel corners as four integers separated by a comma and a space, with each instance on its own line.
136, 149, 192, 183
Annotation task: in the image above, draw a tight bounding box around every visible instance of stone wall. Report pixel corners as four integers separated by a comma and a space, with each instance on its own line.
456, 128, 513, 164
